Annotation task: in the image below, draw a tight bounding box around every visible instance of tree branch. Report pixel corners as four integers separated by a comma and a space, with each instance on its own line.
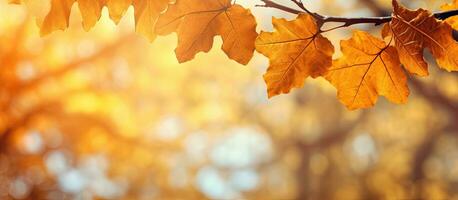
257, 0, 458, 28
256, 0, 303, 15
16, 34, 134, 93
410, 78, 458, 118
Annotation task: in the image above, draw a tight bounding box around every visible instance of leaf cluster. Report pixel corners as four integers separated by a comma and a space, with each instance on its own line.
11, 0, 458, 110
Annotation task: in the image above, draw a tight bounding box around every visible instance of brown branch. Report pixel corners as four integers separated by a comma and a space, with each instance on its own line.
293, 110, 368, 200
0, 101, 61, 153
296, 111, 368, 150
257, 0, 458, 28
290, 0, 322, 19
410, 78, 458, 118
257, 0, 303, 15
15, 34, 135, 93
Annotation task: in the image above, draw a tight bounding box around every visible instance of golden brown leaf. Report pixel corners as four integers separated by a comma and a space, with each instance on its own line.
255, 14, 334, 98
383, 0, 458, 75
40, 0, 74, 36
132, 0, 170, 41
25, 0, 169, 41
155, 0, 257, 65
77, 0, 105, 31
326, 30, 409, 110
106, 0, 132, 24
441, 0, 458, 29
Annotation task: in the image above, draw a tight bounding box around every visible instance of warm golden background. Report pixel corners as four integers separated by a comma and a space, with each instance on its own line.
0, 0, 457, 199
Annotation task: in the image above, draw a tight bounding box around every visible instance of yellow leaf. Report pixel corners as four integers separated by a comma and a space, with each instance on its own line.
155, 0, 257, 65
22, 0, 169, 42
133, 0, 170, 42
326, 30, 409, 110
77, 0, 104, 31
40, 0, 74, 36
106, 0, 132, 24
255, 14, 334, 98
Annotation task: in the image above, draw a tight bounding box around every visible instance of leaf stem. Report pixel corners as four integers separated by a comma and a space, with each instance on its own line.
257, 0, 458, 29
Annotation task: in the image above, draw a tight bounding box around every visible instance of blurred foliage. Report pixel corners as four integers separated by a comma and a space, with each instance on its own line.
0, 0, 458, 199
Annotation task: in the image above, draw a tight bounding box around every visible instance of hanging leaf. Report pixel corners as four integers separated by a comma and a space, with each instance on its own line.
155, 0, 258, 65
255, 14, 334, 98
383, 0, 458, 76
326, 31, 409, 110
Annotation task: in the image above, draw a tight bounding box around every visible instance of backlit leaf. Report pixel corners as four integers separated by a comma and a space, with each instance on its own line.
441, 0, 458, 29
255, 14, 334, 98
155, 0, 258, 64
24, 0, 169, 41
383, 0, 458, 75
326, 30, 409, 110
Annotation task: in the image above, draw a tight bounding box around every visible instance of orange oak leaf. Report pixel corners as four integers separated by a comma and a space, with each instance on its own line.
441, 0, 458, 29
105, 0, 132, 24
40, 0, 74, 36
155, 0, 257, 65
383, 0, 458, 76
255, 14, 334, 98
77, 0, 136, 31
77, 0, 106, 30
326, 31, 409, 110
132, 0, 171, 41
23, 0, 169, 41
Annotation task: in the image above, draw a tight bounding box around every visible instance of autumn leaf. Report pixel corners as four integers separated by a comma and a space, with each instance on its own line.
77, 0, 106, 31
441, 0, 458, 29
131, 0, 172, 42
40, 0, 74, 36
11, 0, 458, 110
255, 14, 334, 98
326, 30, 409, 110
383, 0, 458, 75
155, 0, 257, 65
105, 0, 132, 24
20, 0, 169, 41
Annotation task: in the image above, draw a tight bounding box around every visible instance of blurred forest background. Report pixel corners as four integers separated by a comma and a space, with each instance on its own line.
0, 0, 457, 199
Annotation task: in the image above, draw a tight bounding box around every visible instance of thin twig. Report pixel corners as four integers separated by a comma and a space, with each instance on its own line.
256, 0, 302, 15
17, 34, 135, 93
291, 0, 322, 19
257, 0, 458, 29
